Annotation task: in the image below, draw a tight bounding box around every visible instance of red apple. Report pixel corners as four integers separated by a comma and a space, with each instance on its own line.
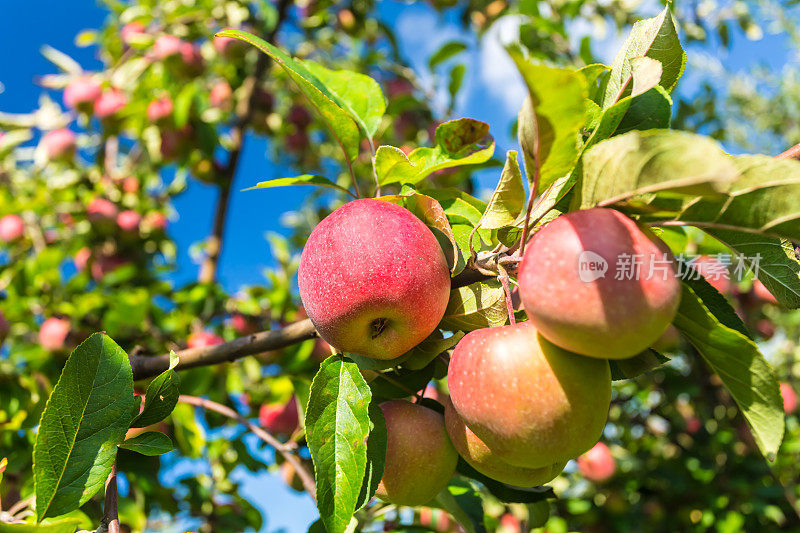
117, 210, 141, 232
121, 21, 146, 45
692, 255, 731, 295
288, 105, 312, 128
210, 80, 233, 109
151, 34, 182, 59
753, 280, 778, 304
259, 396, 299, 436
121, 176, 139, 194
144, 212, 168, 232
498, 514, 520, 533
91, 254, 130, 281
519, 208, 681, 359
781, 382, 797, 414
444, 397, 565, 486
448, 322, 611, 468
685, 416, 701, 435
147, 95, 173, 122
41, 129, 76, 159
39, 317, 70, 351
87, 198, 118, 222
187, 331, 224, 349
298, 199, 451, 360
0, 215, 24, 242
179, 41, 203, 68
230, 313, 259, 336
74, 247, 91, 271
577, 442, 616, 482
63, 76, 102, 111
375, 400, 457, 506
94, 88, 127, 118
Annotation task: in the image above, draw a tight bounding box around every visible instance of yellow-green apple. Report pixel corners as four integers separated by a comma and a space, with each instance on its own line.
519, 207, 681, 359
375, 400, 457, 506
64, 76, 102, 112
259, 396, 299, 436
39, 317, 70, 351
187, 331, 223, 349
447, 322, 610, 468
577, 442, 616, 482
444, 397, 564, 486
41, 129, 76, 160
298, 199, 451, 360
781, 382, 797, 414
0, 215, 24, 242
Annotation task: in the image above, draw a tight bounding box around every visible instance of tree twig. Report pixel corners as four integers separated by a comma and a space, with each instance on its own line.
497, 264, 515, 325
97, 461, 120, 533
776, 142, 800, 160
198, 0, 293, 284
179, 395, 317, 502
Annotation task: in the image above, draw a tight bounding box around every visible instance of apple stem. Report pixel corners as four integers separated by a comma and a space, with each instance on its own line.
498, 263, 516, 325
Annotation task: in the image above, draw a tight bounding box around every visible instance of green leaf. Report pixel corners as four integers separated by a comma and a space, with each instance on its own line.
119, 431, 175, 456
668, 156, 800, 242
429, 40, 468, 68
602, 7, 685, 107
448, 64, 466, 103
306, 356, 372, 533
510, 53, 587, 194
440, 280, 508, 332
377, 119, 495, 186
613, 85, 672, 135
171, 402, 205, 459
245, 175, 355, 197
0, 519, 82, 533
33, 334, 135, 521
302, 61, 386, 138
174, 82, 196, 129
218, 29, 361, 162
705, 229, 800, 308
579, 130, 738, 208
673, 284, 784, 460
403, 331, 465, 371
478, 151, 525, 230
609, 349, 670, 381
679, 263, 751, 339
131, 355, 180, 428
355, 403, 387, 510
432, 480, 486, 533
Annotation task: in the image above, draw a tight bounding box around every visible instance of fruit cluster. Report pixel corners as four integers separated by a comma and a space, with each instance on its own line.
298, 199, 681, 503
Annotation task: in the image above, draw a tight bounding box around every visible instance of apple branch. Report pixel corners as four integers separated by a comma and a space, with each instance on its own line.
97, 461, 120, 533
179, 395, 317, 502
198, 0, 293, 284
497, 263, 516, 325
131, 270, 492, 381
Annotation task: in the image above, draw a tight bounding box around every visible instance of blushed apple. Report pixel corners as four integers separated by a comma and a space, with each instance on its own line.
259, 396, 299, 436
781, 382, 797, 414
41, 129, 76, 160
693, 255, 731, 295
144, 212, 168, 232
0, 215, 24, 242
444, 397, 565, 486
74, 247, 91, 271
375, 400, 457, 506
39, 317, 70, 351
447, 322, 611, 468
94, 88, 127, 118
151, 34, 182, 59
753, 280, 778, 304
87, 198, 118, 222
117, 210, 141, 232
121, 21, 146, 45
519, 208, 681, 359
210, 80, 233, 109
298, 199, 451, 360
577, 442, 616, 482
147, 95, 173, 122
230, 313, 259, 336
64, 76, 102, 111
187, 331, 224, 349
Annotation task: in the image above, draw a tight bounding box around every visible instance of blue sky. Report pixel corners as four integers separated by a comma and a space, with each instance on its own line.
0, 1, 794, 531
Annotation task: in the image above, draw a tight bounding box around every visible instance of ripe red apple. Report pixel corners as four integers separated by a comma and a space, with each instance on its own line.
498, 514, 521, 533
781, 382, 797, 414
448, 322, 611, 468
418, 507, 461, 532
121, 176, 139, 194
64, 76, 102, 111
298, 199, 451, 360
230, 313, 259, 335
210, 80, 233, 109
444, 397, 565, 486
0, 215, 24, 242
685, 416, 701, 435
519, 207, 681, 359
41, 129, 76, 160
121, 21, 146, 45
94, 88, 127, 118
147, 95, 173, 122
39, 317, 70, 351
375, 400, 457, 506
288, 105, 312, 128
577, 442, 616, 482
187, 331, 224, 349
151, 34, 182, 59
144, 212, 168, 232
74, 247, 91, 271
179, 42, 203, 69
259, 396, 299, 436
87, 198, 118, 222
693, 255, 731, 295
116, 210, 141, 233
